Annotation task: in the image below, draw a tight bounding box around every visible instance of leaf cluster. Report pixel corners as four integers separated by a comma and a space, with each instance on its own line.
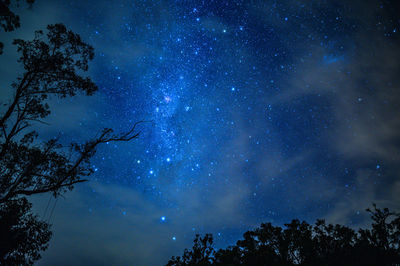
0, 197, 51, 265
0, 0, 35, 54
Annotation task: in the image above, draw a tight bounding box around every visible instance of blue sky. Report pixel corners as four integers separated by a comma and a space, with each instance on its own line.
1, 0, 399, 265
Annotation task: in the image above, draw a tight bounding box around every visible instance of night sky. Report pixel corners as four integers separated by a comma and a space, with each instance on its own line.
1, 0, 400, 265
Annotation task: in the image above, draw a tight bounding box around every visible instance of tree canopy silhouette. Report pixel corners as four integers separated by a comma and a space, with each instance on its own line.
167, 204, 400, 266
0, 0, 35, 54
0, 197, 51, 265
0, 15, 142, 266
0, 23, 141, 203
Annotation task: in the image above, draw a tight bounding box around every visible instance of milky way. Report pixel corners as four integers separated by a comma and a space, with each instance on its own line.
1, 0, 399, 265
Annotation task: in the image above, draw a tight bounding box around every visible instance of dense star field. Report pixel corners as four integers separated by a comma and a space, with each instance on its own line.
1, 0, 399, 265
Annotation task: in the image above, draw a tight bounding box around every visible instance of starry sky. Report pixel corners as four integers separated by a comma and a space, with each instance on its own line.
1, 0, 400, 265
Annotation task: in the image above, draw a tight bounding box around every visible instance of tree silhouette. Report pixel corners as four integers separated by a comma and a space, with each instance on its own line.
0, 21, 142, 265
167, 234, 215, 266
0, 23, 141, 203
167, 205, 400, 266
0, 0, 35, 54
0, 197, 51, 265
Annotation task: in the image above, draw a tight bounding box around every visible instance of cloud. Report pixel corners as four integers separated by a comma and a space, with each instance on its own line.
33, 183, 180, 265
324, 168, 400, 227
245, 0, 400, 163
32, 175, 252, 265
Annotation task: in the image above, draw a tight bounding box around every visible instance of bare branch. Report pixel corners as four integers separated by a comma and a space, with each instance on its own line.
12, 179, 88, 197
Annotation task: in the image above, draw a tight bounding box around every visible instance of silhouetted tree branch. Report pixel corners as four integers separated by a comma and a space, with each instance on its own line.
167, 234, 215, 266
0, 21, 143, 263
1, 3, 146, 263
0, 0, 35, 54
0, 24, 143, 204
0, 197, 51, 265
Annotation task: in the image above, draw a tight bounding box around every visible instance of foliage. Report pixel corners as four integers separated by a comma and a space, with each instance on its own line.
0, 9, 142, 265
0, 198, 51, 265
0, 22, 141, 203
0, 0, 35, 54
167, 234, 215, 266
167, 204, 400, 266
